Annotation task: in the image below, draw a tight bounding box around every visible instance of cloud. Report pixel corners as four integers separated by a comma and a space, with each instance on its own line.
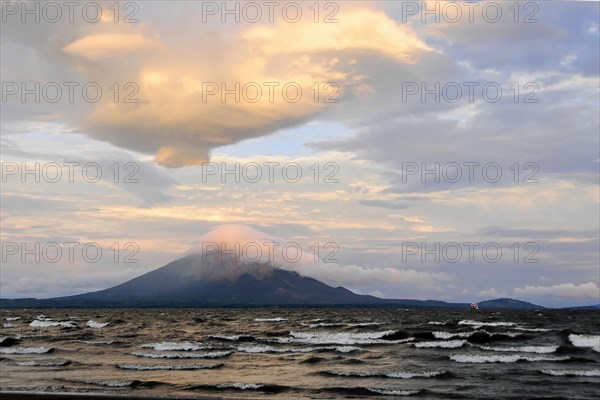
514, 282, 600, 299
29, 6, 431, 168
63, 34, 163, 60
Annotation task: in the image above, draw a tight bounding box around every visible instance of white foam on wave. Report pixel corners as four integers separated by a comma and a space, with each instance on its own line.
568, 334, 600, 352
208, 335, 241, 341
131, 350, 232, 359
118, 363, 220, 370
540, 369, 600, 377
217, 383, 262, 390
301, 322, 381, 328
428, 321, 445, 325
326, 370, 444, 379
415, 340, 468, 349
12, 360, 70, 367
3, 323, 16, 328
450, 354, 569, 363
5, 317, 21, 321
279, 330, 411, 345
432, 331, 471, 339
478, 345, 558, 354
76, 340, 114, 345
0, 346, 53, 354
141, 342, 204, 351
76, 380, 134, 387
459, 320, 517, 328
513, 327, 551, 332
86, 320, 109, 329
254, 318, 287, 322
387, 371, 446, 379
30, 319, 77, 329
368, 388, 421, 396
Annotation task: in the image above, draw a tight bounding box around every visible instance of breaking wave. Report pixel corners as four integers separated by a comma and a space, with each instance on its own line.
415, 340, 468, 349
450, 354, 570, 363
117, 363, 223, 370
568, 334, 600, 352
131, 350, 232, 359
0, 347, 54, 354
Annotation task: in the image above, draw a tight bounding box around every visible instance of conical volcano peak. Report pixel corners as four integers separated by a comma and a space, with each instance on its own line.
187, 224, 279, 255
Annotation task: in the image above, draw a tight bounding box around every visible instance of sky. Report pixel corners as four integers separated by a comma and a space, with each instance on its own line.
1, 0, 599, 307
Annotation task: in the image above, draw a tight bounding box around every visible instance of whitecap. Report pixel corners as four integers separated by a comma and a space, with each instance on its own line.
86, 320, 109, 329
131, 350, 232, 359
278, 330, 410, 345
478, 345, 558, 354
450, 354, 569, 363
0, 346, 53, 354
140, 342, 204, 351
117, 363, 220, 370
12, 360, 70, 367
458, 320, 517, 328
433, 331, 471, 339
386, 371, 446, 379
254, 318, 287, 322
568, 334, 600, 352
540, 369, 600, 377
415, 340, 467, 349
368, 388, 421, 396
5, 317, 21, 321
30, 320, 77, 329
216, 383, 262, 390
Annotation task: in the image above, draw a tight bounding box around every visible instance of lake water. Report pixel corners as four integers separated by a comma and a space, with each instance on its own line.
1, 308, 599, 399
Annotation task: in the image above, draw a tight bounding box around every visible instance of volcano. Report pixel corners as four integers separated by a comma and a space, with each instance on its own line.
0, 226, 542, 309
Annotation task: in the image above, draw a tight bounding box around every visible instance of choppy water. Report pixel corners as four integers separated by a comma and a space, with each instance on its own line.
1, 308, 599, 399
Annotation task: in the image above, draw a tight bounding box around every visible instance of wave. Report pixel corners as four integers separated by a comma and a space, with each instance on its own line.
568, 334, 600, 352
540, 369, 600, 377
5, 317, 20, 321
450, 354, 570, 363
2, 323, 16, 328
415, 340, 468, 349
209, 335, 255, 342
0, 336, 20, 347
321, 370, 450, 379
0, 347, 54, 354
321, 387, 421, 396
513, 327, 551, 332
30, 320, 77, 329
86, 320, 109, 329
458, 320, 517, 328
428, 321, 445, 325
302, 322, 382, 328
11, 359, 71, 367
131, 350, 232, 359
432, 331, 471, 339
279, 330, 413, 345
75, 340, 114, 345
478, 345, 558, 354
254, 318, 287, 322
75, 379, 136, 387
117, 363, 223, 370
141, 342, 205, 351
188, 383, 288, 393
